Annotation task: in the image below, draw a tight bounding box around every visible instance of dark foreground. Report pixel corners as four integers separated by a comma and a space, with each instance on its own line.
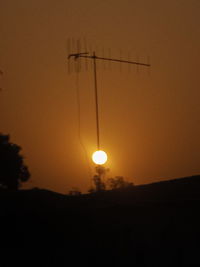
1, 175, 200, 265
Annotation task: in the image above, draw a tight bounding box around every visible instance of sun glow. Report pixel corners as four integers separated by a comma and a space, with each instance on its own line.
92, 150, 107, 165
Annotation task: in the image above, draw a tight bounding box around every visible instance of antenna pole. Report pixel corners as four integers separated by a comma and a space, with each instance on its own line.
93, 52, 100, 150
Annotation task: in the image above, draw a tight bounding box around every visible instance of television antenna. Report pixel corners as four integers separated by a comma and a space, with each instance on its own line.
68, 49, 151, 191
68, 51, 150, 151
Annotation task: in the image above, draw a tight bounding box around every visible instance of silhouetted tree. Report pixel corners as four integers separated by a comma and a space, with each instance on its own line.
88, 187, 95, 194
93, 174, 106, 192
88, 165, 107, 193
0, 133, 30, 190
69, 187, 82, 196
107, 176, 134, 190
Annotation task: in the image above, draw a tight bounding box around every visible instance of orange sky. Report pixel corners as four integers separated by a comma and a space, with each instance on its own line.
0, 0, 200, 193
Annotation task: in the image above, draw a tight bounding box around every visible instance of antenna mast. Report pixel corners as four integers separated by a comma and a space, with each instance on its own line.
68, 51, 151, 151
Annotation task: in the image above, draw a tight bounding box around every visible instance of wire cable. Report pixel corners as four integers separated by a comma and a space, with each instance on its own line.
75, 62, 93, 185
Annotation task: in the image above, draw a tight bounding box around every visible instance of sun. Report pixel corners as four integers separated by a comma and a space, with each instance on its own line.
92, 150, 107, 165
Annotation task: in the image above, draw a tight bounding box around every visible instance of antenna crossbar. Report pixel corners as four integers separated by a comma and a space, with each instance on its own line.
69, 53, 150, 67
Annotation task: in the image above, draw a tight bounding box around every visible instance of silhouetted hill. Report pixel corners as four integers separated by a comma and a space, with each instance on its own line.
1, 174, 200, 210
1, 175, 200, 265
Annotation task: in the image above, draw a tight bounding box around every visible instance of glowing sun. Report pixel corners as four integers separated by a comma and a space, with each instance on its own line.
92, 150, 107, 165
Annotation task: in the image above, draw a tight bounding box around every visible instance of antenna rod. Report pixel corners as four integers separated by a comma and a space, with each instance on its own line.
93, 52, 100, 150
71, 54, 150, 67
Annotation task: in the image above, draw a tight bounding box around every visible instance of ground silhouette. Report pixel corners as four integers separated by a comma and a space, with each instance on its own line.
1, 175, 200, 265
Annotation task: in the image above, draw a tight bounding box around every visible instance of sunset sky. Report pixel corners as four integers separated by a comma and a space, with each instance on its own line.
1, 0, 200, 193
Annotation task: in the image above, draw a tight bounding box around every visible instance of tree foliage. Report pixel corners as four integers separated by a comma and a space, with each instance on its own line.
107, 176, 134, 190
0, 133, 30, 190
69, 187, 82, 196
93, 174, 106, 192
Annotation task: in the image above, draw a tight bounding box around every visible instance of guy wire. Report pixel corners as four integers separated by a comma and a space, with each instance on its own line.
75, 62, 93, 184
